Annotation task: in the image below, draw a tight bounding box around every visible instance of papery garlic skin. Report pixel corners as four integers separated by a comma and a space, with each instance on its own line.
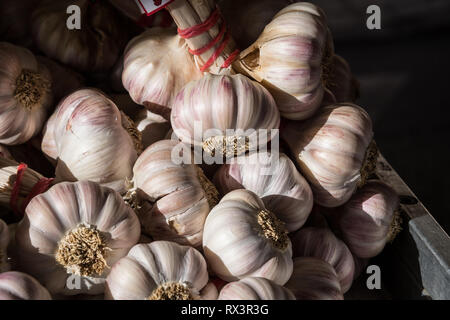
105, 241, 209, 300
171, 74, 280, 157
41, 89, 138, 193
15, 181, 141, 295
122, 28, 203, 119
286, 257, 343, 300
233, 2, 334, 120
328, 55, 359, 103
0, 42, 52, 145
281, 103, 374, 207
218, 277, 295, 300
0, 272, 51, 300
203, 189, 293, 285
132, 139, 218, 247
0, 219, 10, 272
335, 181, 399, 258
214, 152, 313, 232
291, 227, 355, 293
31, 0, 128, 72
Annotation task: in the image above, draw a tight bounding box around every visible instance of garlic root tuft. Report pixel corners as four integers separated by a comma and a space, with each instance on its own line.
121, 112, 143, 155
387, 208, 403, 243
147, 282, 192, 300
202, 136, 250, 157
359, 140, 379, 187
196, 166, 219, 209
257, 210, 288, 251
14, 69, 51, 109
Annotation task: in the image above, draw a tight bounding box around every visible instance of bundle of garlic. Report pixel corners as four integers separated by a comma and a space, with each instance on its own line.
0, 0, 39, 46
329, 180, 400, 258
0, 156, 53, 217
281, 103, 376, 207
218, 277, 295, 300
213, 151, 313, 232
105, 241, 211, 300
15, 181, 141, 295
0, 272, 52, 300
291, 227, 355, 293
0, 218, 10, 272
327, 55, 359, 103
41, 89, 140, 194
122, 27, 203, 120
0, 42, 53, 145
130, 139, 219, 247
203, 189, 293, 285
31, 0, 129, 72
171, 74, 280, 157
285, 257, 343, 300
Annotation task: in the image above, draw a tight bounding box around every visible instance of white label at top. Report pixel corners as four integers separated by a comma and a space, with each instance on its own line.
134, 0, 174, 16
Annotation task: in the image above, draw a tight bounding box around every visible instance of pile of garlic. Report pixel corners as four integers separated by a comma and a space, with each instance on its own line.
0, 0, 402, 301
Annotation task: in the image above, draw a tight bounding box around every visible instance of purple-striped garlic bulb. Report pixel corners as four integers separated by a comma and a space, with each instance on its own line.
281, 103, 376, 207
105, 241, 210, 300
0, 42, 52, 145
130, 139, 219, 247
203, 189, 293, 285
171, 74, 280, 157
291, 227, 355, 293
334, 180, 400, 258
285, 257, 343, 300
327, 55, 359, 103
15, 181, 141, 296
218, 277, 295, 300
122, 28, 203, 120
0, 272, 51, 300
233, 2, 334, 120
41, 89, 140, 194
213, 151, 313, 232
0, 218, 9, 272
31, 0, 128, 72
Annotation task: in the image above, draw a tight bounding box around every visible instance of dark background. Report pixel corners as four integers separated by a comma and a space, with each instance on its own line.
309, 0, 450, 233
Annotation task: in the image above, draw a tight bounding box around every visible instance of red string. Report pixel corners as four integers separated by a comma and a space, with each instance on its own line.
188, 22, 226, 56
10, 163, 28, 216
200, 32, 231, 72
221, 49, 240, 69
21, 177, 54, 214
177, 8, 220, 39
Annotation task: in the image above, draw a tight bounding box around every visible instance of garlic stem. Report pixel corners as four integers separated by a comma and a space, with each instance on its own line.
14, 69, 51, 110
147, 282, 192, 300
257, 210, 288, 251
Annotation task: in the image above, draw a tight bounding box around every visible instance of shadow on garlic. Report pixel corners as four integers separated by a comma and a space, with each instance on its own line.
213, 151, 313, 232
0, 271, 51, 300
105, 241, 210, 300
218, 277, 295, 300
0, 218, 10, 272
15, 181, 141, 296
203, 189, 293, 285
327, 55, 360, 103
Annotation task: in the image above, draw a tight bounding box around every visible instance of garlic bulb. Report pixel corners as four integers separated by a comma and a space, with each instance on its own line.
203, 189, 293, 285
122, 28, 203, 120
41, 89, 140, 193
32, 0, 128, 72
218, 0, 293, 49
0, 271, 51, 300
334, 180, 400, 258
213, 151, 313, 232
291, 227, 355, 293
281, 103, 376, 207
285, 257, 343, 300
327, 55, 359, 103
36, 56, 84, 103
131, 139, 219, 247
171, 74, 280, 157
15, 181, 141, 295
353, 256, 369, 280
0, 218, 10, 272
304, 205, 329, 228
0, 156, 53, 216
105, 241, 209, 300
218, 277, 295, 300
0, 42, 52, 145
200, 281, 219, 300
233, 2, 334, 120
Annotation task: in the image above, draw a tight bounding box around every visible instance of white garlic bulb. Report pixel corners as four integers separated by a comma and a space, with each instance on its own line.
105, 241, 209, 300
41, 89, 140, 193
327, 55, 359, 103
214, 151, 313, 232
15, 181, 141, 295
122, 28, 203, 119
233, 2, 334, 120
218, 277, 295, 300
0, 218, 10, 272
131, 139, 219, 247
281, 103, 375, 207
285, 257, 343, 300
291, 227, 355, 293
203, 189, 293, 285
171, 74, 280, 157
0, 42, 52, 145
31, 0, 128, 72
0, 271, 51, 300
